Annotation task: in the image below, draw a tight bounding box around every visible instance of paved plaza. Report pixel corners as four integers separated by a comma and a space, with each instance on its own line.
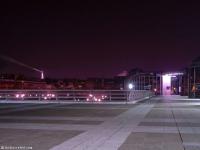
0, 96, 200, 150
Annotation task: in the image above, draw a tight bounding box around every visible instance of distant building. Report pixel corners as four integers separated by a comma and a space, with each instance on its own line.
0, 79, 49, 89
125, 71, 161, 94
85, 78, 112, 89
187, 57, 200, 98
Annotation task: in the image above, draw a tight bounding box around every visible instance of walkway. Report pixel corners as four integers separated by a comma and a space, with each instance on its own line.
0, 96, 200, 150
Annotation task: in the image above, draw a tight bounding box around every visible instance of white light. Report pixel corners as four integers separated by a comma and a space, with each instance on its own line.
162, 75, 171, 95
41, 71, 44, 79
164, 72, 183, 76
20, 94, 25, 98
162, 75, 171, 84
128, 83, 134, 90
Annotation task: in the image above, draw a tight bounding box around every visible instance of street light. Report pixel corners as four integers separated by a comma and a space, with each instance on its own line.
128, 83, 134, 90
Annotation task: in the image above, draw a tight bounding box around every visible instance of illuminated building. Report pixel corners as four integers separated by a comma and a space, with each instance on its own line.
187, 57, 200, 98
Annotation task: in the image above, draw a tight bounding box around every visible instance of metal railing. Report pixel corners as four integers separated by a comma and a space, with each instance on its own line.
0, 89, 154, 102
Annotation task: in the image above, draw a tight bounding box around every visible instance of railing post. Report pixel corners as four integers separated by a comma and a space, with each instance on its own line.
40, 91, 42, 101
56, 92, 58, 101
5, 92, 7, 101
39, 93, 41, 101
126, 91, 129, 104
109, 91, 111, 101
73, 91, 76, 101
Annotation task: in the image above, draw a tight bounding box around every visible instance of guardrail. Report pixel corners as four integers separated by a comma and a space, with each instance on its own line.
0, 90, 154, 102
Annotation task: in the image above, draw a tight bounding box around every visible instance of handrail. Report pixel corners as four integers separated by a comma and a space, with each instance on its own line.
0, 89, 154, 102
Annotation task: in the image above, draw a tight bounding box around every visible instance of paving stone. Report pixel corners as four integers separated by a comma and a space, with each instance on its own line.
1, 95, 200, 150
0, 128, 82, 150
119, 132, 184, 150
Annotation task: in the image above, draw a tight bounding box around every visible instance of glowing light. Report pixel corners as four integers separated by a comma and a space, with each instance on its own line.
41, 71, 44, 79
164, 72, 183, 76
21, 94, 25, 98
162, 75, 171, 95
128, 83, 134, 90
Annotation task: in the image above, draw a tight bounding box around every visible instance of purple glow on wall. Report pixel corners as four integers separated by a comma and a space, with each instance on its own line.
162, 75, 171, 95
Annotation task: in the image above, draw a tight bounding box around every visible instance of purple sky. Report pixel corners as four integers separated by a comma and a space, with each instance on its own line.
1, 1, 200, 79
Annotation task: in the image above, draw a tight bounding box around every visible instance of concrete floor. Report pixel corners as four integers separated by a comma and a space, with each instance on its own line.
0, 96, 200, 150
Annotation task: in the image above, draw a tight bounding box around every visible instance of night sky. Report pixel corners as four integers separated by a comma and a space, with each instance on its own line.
1, 1, 200, 79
